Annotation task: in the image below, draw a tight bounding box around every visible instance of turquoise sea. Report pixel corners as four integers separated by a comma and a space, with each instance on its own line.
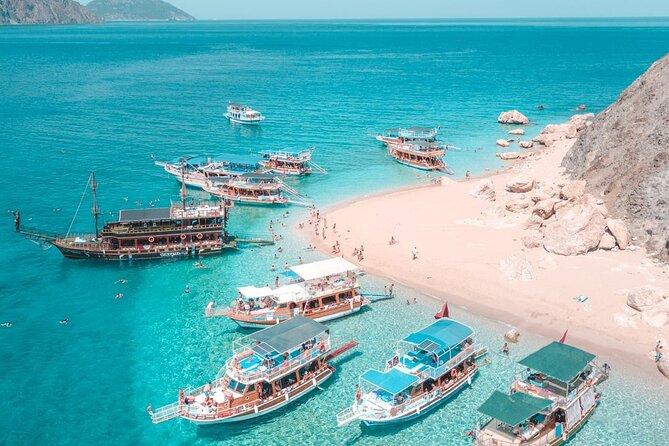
1, 19, 669, 445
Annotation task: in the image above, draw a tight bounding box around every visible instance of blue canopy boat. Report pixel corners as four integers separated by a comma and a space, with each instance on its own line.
472, 341, 609, 445
337, 318, 481, 426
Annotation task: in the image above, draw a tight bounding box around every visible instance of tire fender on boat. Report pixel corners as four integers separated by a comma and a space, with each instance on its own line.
180, 234, 187, 240
148, 236, 155, 243
196, 233, 203, 239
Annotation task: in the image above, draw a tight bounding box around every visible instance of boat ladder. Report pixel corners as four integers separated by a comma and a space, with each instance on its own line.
308, 161, 327, 174
277, 179, 313, 207
336, 406, 362, 427
150, 402, 184, 424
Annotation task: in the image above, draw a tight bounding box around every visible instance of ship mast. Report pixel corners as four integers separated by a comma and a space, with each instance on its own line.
91, 171, 100, 237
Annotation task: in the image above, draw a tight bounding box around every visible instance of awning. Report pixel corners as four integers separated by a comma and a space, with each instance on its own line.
402, 318, 474, 354
249, 316, 328, 354
272, 284, 308, 303
478, 391, 553, 427
519, 342, 595, 383
361, 369, 419, 395
238, 286, 273, 299
290, 257, 358, 281
118, 208, 171, 222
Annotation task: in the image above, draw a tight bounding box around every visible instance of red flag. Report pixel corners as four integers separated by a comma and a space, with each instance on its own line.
434, 303, 450, 319
559, 330, 568, 344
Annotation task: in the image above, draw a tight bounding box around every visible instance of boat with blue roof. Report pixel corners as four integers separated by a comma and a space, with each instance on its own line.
375, 127, 440, 146
337, 317, 480, 426
157, 154, 263, 189
472, 341, 609, 445
149, 317, 357, 425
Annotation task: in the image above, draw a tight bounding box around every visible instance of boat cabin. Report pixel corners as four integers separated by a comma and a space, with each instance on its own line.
259, 149, 314, 175
205, 173, 287, 205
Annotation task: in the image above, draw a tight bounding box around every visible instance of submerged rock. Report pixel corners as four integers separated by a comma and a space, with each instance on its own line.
498, 110, 529, 125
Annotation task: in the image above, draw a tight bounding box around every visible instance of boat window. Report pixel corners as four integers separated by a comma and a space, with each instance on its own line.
322, 295, 337, 306
228, 379, 241, 392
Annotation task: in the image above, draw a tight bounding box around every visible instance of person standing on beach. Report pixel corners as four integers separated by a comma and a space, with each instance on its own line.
389, 284, 394, 297
412, 247, 418, 260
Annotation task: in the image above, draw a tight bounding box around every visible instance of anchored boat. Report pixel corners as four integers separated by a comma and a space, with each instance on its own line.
149, 317, 357, 425
15, 172, 240, 261
258, 148, 326, 176
206, 257, 369, 328
375, 127, 439, 146
472, 341, 609, 445
203, 172, 311, 206
337, 318, 480, 426
157, 154, 262, 189
387, 140, 449, 172
225, 102, 265, 125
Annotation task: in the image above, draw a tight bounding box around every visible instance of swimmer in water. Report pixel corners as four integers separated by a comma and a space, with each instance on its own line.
115, 293, 123, 299
194, 261, 205, 269
115, 279, 127, 284
185, 285, 190, 294
60, 318, 69, 325
1, 322, 12, 328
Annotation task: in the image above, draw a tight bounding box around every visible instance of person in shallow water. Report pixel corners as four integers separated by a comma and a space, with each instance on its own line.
502, 342, 510, 355
1, 322, 12, 328
60, 318, 69, 325
184, 285, 190, 294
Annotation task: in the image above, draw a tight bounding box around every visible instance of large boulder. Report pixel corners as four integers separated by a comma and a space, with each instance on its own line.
497, 152, 520, 160
506, 198, 532, 213
508, 128, 525, 135
532, 132, 559, 147
542, 195, 607, 255
598, 232, 617, 250
532, 199, 557, 220
506, 175, 535, 193
496, 139, 511, 148
504, 328, 521, 343
569, 113, 595, 131
469, 179, 496, 201
498, 110, 529, 125
560, 180, 587, 200
606, 219, 630, 250
626, 286, 666, 312
519, 140, 534, 149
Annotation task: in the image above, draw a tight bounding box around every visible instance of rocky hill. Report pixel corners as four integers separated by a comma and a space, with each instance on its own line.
86, 0, 193, 21
0, 0, 101, 24
562, 53, 669, 260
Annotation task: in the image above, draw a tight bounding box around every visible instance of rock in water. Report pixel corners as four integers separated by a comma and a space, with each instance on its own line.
543, 195, 606, 256
508, 128, 525, 135
0, 0, 102, 24
519, 140, 534, 149
562, 54, 669, 261
496, 139, 511, 147
498, 110, 529, 125
504, 329, 521, 343
626, 286, 666, 312
606, 218, 630, 250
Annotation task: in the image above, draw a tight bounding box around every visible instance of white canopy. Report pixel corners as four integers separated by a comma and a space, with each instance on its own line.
238, 286, 273, 299
290, 257, 358, 281
272, 284, 308, 303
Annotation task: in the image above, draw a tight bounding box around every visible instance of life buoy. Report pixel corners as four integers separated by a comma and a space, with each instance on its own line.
148, 236, 155, 243
587, 378, 593, 387
196, 233, 203, 240
450, 369, 457, 379
180, 234, 187, 240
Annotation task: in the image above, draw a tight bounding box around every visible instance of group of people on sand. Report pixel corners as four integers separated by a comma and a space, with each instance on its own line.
352, 245, 364, 261
331, 241, 341, 254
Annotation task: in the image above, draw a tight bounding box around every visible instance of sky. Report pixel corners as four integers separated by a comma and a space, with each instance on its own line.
149, 0, 669, 20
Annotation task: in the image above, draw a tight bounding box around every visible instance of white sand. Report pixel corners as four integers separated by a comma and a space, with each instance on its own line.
300, 138, 669, 373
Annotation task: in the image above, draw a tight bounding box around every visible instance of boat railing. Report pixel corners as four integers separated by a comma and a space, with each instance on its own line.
226, 343, 330, 383
421, 345, 476, 380
104, 223, 223, 236
474, 424, 558, 446
150, 402, 187, 424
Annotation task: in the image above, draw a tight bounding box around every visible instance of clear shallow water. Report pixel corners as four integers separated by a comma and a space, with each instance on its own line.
1, 19, 669, 445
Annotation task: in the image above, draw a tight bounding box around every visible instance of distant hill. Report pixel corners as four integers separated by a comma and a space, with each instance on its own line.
563, 53, 669, 260
86, 0, 194, 21
0, 0, 102, 24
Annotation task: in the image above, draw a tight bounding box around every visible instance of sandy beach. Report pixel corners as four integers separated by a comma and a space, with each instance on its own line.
299, 128, 669, 375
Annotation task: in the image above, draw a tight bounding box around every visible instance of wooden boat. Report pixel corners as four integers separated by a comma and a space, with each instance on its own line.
387, 140, 450, 172
258, 148, 326, 176
157, 154, 262, 189
375, 127, 439, 146
472, 342, 609, 445
225, 102, 265, 125
203, 172, 311, 206
149, 317, 357, 425
337, 318, 480, 426
15, 172, 239, 261
206, 257, 369, 328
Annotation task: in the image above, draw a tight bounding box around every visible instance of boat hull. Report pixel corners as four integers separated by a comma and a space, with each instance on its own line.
187, 367, 333, 425
393, 157, 446, 172
225, 114, 263, 125
232, 304, 364, 329
361, 367, 478, 426
53, 244, 234, 261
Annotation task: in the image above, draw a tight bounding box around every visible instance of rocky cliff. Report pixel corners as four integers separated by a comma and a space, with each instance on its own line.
0, 0, 101, 24
562, 53, 669, 260
86, 0, 193, 21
